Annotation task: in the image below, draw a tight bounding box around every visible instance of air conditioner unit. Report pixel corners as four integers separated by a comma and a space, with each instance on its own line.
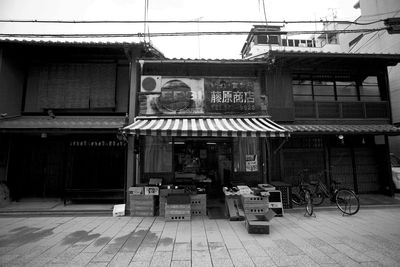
140, 76, 162, 93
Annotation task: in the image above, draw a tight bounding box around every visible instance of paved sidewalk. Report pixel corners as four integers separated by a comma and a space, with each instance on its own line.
0, 208, 399, 267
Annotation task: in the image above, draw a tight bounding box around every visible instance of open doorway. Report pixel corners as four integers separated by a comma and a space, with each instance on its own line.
173, 139, 232, 195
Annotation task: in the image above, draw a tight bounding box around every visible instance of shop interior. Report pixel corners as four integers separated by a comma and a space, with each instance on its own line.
173, 138, 233, 198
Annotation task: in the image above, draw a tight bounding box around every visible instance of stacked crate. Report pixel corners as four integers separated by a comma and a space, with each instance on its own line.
159, 188, 185, 216
268, 190, 284, 216
129, 195, 155, 216
272, 182, 292, 209
165, 194, 191, 221
190, 194, 207, 216
241, 194, 269, 215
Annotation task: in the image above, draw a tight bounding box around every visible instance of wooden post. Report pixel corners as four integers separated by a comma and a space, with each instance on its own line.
126, 47, 141, 201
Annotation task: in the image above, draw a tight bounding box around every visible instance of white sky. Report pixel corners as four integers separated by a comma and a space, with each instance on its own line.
0, 0, 360, 59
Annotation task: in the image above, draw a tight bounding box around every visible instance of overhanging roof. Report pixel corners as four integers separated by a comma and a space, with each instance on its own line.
266, 50, 400, 67
124, 117, 290, 137
283, 124, 400, 135
0, 116, 126, 131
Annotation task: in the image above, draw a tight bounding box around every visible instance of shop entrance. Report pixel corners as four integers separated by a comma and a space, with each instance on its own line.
173, 138, 232, 197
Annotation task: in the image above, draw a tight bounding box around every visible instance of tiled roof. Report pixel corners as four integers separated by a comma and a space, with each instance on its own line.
0, 116, 126, 130
0, 36, 141, 47
283, 124, 400, 134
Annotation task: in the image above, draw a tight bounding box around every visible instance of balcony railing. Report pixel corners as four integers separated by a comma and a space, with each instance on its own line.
294, 101, 389, 119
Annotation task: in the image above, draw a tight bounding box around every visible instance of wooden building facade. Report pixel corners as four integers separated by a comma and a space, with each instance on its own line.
125, 52, 400, 197
0, 40, 161, 202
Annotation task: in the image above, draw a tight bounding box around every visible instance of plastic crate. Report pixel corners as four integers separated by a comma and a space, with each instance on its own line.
271, 182, 292, 209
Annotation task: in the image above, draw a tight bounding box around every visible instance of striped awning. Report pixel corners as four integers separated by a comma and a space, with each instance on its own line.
124, 118, 290, 137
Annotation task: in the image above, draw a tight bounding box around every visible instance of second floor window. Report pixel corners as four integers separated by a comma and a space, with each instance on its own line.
26, 63, 116, 111
292, 74, 381, 102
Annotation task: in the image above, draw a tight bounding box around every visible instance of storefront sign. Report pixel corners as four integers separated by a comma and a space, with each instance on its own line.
204, 78, 261, 113
139, 76, 262, 115
139, 77, 204, 115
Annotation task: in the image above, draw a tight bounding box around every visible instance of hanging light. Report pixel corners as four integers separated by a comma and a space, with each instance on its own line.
338, 134, 344, 145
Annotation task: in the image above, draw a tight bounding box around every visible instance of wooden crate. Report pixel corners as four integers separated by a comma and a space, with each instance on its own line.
190, 194, 207, 211
130, 195, 155, 216
241, 194, 268, 205
165, 214, 191, 221
244, 207, 268, 214
165, 203, 191, 221
245, 214, 270, 234
191, 208, 207, 216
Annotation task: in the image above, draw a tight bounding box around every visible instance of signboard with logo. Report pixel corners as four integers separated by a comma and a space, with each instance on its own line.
139, 77, 204, 115
204, 78, 261, 113
138, 76, 262, 115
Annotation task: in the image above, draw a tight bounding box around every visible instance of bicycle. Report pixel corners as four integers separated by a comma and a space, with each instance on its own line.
291, 169, 314, 217
309, 170, 360, 216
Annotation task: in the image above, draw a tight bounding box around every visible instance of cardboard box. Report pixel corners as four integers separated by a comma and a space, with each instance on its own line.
145, 186, 159, 195
113, 204, 125, 217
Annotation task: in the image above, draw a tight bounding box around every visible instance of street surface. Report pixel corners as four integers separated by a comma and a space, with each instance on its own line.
0, 207, 399, 266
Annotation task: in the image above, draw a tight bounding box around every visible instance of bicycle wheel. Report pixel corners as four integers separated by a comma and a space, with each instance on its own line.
312, 188, 325, 206
304, 190, 314, 216
291, 193, 302, 206
335, 189, 360, 215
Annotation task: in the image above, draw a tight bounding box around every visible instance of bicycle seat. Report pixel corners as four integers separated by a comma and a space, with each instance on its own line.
309, 180, 318, 185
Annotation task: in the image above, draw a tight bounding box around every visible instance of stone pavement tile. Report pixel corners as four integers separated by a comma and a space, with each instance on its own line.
288, 255, 320, 267
0, 246, 17, 256
209, 242, 230, 259
216, 220, 243, 249
132, 245, 157, 262
360, 262, 387, 267
7, 245, 49, 265
212, 257, 235, 267
329, 252, 364, 267
263, 246, 294, 266
175, 221, 191, 243
230, 221, 254, 242
305, 237, 340, 254
156, 222, 177, 252
150, 221, 166, 232
170, 260, 191, 267
192, 235, 208, 250
241, 240, 268, 258
299, 243, 336, 265
107, 252, 135, 267
361, 250, 399, 266
274, 239, 305, 256
86, 262, 109, 267
69, 252, 97, 267
192, 249, 212, 267
91, 243, 123, 262
128, 260, 150, 267
172, 242, 191, 261
149, 251, 172, 267
227, 247, 255, 267
51, 244, 87, 263
28, 256, 54, 267
205, 230, 224, 243
251, 256, 277, 267
0, 254, 20, 265
203, 219, 219, 232
330, 243, 374, 263
120, 229, 148, 253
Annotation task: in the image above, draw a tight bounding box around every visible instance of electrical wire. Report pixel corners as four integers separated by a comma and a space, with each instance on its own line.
0, 19, 385, 26
0, 27, 386, 38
